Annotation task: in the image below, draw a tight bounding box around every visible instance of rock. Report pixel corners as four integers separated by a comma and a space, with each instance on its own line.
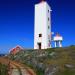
49, 52, 55, 56
36, 63, 46, 70
45, 65, 58, 75
64, 64, 75, 69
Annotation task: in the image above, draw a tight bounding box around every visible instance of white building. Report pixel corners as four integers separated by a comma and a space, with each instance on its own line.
34, 1, 52, 49
53, 33, 63, 47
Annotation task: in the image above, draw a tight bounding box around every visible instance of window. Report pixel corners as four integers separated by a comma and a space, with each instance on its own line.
48, 10, 49, 13
49, 40, 50, 43
48, 26, 50, 29
39, 34, 42, 37
48, 17, 49, 21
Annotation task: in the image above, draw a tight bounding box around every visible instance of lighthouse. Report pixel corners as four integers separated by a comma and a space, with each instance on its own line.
34, 0, 52, 49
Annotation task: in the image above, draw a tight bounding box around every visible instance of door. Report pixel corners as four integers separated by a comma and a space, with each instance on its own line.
38, 43, 41, 49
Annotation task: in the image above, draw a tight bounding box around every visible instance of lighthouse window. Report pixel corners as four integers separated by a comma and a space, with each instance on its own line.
48, 10, 49, 13
48, 17, 49, 21
39, 34, 42, 37
48, 26, 50, 29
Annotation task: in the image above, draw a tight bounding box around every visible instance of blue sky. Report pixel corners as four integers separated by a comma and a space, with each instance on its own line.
0, 0, 75, 54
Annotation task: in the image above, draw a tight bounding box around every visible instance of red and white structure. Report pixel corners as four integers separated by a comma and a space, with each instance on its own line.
53, 33, 63, 47
34, 0, 52, 49
10, 45, 23, 55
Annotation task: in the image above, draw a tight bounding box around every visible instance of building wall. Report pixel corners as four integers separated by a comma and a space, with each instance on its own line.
34, 1, 51, 49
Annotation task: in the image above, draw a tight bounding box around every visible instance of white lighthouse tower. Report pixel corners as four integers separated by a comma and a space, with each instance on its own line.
34, 0, 52, 49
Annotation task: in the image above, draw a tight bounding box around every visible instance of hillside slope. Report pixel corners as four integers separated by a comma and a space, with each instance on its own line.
0, 57, 36, 75
9, 46, 75, 75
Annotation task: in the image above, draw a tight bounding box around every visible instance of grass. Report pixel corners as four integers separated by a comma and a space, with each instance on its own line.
56, 68, 75, 75
0, 63, 8, 75
35, 68, 44, 75
8, 46, 75, 75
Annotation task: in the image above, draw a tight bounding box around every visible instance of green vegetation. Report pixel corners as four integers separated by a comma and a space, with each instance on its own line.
56, 68, 75, 75
23, 62, 44, 75
0, 63, 8, 75
8, 46, 75, 75
35, 68, 44, 75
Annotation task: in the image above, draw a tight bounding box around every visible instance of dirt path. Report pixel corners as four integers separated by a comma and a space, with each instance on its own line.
0, 57, 36, 75
11, 69, 20, 75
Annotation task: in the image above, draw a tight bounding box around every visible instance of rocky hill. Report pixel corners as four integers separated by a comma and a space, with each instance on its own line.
8, 46, 75, 75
